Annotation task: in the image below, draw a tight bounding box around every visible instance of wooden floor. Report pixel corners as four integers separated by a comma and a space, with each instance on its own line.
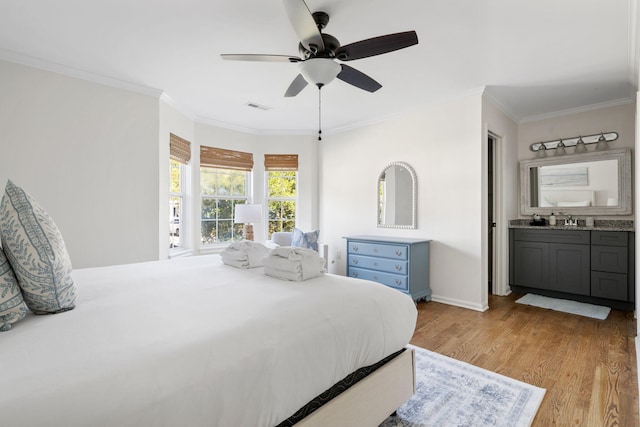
410, 293, 638, 426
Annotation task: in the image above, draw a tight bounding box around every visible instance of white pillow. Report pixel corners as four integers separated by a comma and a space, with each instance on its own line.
0, 180, 76, 314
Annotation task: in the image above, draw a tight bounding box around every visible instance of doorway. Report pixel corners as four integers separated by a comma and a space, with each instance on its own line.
487, 133, 497, 295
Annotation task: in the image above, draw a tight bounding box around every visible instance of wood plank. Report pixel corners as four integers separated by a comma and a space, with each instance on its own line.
410, 293, 638, 426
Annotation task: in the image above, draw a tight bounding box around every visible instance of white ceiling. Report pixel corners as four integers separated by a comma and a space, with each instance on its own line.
1, 0, 638, 135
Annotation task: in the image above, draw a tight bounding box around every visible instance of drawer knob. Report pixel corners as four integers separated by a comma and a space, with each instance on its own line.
352, 245, 359, 252
351, 272, 358, 278
374, 262, 379, 267
395, 264, 402, 271
352, 259, 358, 265
374, 248, 379, 253
395, 279, 402, 285
395, 250, 403, 257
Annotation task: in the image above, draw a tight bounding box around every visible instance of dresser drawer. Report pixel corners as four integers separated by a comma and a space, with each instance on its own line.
591, 231, 628, 247
513, 229, 590, 245
348, 267, 408, 291
347, 241, 408, 260
348, 255, 408, 275
591, 271, 628, 301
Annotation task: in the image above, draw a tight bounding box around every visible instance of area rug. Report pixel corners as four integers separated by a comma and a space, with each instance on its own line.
379, 346, 545, 427
515, 293, 610, 320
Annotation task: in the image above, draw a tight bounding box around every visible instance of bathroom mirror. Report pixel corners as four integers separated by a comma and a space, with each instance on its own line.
520, 148, 631, 216
378, 161, 417, 229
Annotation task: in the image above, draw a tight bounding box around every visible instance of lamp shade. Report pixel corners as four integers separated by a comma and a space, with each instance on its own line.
234, 204, 262, 224
299, 58, 341, 86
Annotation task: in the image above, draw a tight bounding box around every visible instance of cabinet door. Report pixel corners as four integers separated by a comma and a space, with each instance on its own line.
550, 243, 590, 295
513, 241, 549, 289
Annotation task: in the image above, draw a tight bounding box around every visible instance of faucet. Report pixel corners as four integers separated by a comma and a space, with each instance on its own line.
564, 215, 577, 226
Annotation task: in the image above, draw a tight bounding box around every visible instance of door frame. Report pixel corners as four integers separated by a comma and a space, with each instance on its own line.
487, 130, 509, 297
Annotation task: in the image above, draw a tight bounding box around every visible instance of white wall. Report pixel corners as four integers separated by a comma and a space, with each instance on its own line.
320, 92, 487, 311
0, 60, 160, 268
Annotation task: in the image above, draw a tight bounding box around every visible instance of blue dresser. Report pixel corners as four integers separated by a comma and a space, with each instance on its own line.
345, 236, 431, 302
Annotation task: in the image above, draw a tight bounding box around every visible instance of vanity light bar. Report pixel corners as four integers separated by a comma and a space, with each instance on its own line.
529, 132, 618, 152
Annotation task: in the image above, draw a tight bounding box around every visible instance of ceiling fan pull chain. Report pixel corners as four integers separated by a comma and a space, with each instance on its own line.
318, 84, 323, 141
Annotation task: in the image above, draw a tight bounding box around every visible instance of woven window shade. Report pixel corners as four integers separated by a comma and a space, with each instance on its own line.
264, 154, 298, 171
170, 133, 191, 164
200, 146, 254, 171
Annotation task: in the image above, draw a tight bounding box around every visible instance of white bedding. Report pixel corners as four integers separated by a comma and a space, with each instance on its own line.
0, 255, 417, 427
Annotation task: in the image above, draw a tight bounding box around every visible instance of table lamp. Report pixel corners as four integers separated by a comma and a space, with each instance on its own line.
234, 204, 262, 241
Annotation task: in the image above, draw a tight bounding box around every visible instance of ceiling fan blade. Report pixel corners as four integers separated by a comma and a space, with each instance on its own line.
221, 54, 302, 63
284, 74, 309, 97
282, 0, 325, 53
335, 31, 418, 61
336, 64, 382, 93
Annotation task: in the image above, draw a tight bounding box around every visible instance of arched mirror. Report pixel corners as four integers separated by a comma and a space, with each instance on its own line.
378, 161, 417, 229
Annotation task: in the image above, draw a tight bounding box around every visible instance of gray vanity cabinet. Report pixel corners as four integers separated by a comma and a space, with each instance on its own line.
510, 228, 635, 310
512, 229, 590, 295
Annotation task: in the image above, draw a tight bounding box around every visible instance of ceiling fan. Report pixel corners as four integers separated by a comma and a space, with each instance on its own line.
220, 0, 419, 97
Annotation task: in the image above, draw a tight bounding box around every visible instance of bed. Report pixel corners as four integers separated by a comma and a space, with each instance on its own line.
0, 254, 417, 427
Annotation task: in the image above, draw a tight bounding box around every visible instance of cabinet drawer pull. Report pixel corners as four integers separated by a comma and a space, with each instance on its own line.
352, 245, 359, 252
395, 250, 404, 257
374, 262, 379, 267
395, 279, 402, 285
395, 264, 402, 271
352, 259, 358, 265
374, 248, 379, 253
351, 272, 359, 278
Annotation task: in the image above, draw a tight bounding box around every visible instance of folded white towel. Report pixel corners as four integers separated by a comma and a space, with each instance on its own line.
264, 266, 323, 282
221, 241, 270, 268
221, 258, 250, 269
264, 247, 325, 280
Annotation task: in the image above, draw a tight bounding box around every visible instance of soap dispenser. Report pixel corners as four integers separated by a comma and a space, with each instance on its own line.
549, 212, 556, 226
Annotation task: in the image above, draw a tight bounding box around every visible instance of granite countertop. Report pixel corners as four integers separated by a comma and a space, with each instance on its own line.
509, 219, 634, 232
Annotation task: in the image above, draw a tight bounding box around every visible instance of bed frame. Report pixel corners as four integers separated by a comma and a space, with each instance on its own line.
297, 348, 415, 427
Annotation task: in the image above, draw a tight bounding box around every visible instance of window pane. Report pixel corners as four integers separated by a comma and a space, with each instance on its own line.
266, 171, 297, 238
169, 196, 182, 249
201, 168, 249, 245
170, 160, 182, 193
200, 168, 217, 195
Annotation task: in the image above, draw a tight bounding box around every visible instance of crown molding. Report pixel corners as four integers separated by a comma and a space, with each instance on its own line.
0, 48, 162, 98
518, 97, 635, 124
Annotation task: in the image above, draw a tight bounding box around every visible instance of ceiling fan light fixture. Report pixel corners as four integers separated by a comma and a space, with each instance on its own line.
299, 58, 341, 86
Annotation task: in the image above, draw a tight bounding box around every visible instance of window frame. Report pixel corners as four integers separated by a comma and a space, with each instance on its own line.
265, 169, 298, 238
200, 166, 252, 247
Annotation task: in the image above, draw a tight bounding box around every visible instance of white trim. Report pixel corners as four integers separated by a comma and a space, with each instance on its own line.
0, 48, 163, 98
431, 295, 489, 312
518, 98, 635, 124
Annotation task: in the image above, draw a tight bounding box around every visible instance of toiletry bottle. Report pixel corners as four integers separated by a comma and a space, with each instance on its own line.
549, 212, 556, 226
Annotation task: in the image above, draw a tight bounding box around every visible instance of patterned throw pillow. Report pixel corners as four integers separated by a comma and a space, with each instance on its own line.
0, 247, 28, 330
0, 180, 76, 314
291, 228, 320, 251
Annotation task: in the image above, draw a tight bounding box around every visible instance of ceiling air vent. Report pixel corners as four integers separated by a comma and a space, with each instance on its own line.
245, 102, 271, 111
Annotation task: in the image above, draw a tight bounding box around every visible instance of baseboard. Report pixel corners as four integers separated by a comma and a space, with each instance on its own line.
430, 295, 488, 312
